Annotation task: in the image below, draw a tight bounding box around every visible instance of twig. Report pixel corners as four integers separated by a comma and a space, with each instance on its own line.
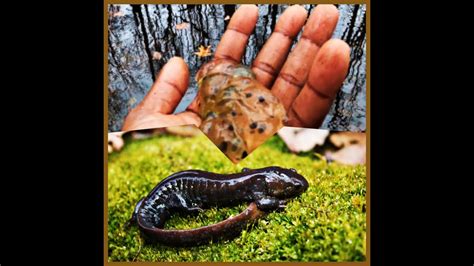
132, 236, 143, 262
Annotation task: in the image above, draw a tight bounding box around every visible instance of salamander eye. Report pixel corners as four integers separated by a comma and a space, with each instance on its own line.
290, 168, 297, 173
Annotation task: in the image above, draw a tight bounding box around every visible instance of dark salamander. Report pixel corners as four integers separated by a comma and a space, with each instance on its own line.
129, 166, 308, 246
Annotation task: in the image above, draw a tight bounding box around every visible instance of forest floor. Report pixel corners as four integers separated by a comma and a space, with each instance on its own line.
107, 133, 366, 262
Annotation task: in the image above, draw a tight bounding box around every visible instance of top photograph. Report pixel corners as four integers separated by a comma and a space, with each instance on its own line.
107, 4, 367, 133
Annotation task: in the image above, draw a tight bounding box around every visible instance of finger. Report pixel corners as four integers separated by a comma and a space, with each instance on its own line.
140, 57, 189, 114
186, 96, 200, 114
252, 5, 308, 88
287, 39, 350, 128
271, 4, 339, 111
173, 111, 202, 127
214, 5, 259, 62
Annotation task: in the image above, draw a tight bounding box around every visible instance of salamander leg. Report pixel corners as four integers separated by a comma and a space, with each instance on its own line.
276, 199, 288, 211
167, 193, 202, 214
255, 197, 281, 211
184, 206, 204, 215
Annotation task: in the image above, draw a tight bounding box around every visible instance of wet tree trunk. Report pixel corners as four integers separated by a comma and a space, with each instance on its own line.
108, 4, 366, 132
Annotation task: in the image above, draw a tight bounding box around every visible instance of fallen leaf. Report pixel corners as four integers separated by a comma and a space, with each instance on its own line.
152, 51, 162, 60
329, 132, 366, 148
108, 132, 125, 152
113, 11, 125, 17
224, 15, 230, 20
194, 45, 212, 58
278, 127, 330, 153
175, 22, 190, 30
325, 144, 366, 165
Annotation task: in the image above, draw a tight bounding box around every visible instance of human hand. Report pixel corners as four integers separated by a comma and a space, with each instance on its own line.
121, 57, 201, 131
122, 4, 350, 131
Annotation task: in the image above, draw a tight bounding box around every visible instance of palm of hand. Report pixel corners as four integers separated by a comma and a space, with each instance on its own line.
122, 4, 350, 132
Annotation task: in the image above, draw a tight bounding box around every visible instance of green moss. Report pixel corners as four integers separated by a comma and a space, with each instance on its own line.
108, 132, 366, 262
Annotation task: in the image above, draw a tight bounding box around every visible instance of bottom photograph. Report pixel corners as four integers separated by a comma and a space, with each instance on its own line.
107, 126, 367, 262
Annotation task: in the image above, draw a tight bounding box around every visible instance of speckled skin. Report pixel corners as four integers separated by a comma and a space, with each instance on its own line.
130, 167, 308, 246
196, 59, 287, 163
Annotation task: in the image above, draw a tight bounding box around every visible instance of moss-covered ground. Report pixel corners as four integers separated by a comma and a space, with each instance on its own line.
108, 132, 366, 262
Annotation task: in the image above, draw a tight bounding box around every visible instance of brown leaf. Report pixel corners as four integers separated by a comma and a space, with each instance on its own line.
194, 45, 212, 58
278, 127, 329, 153
108, 132, 125, 152
329, 132, 366, 148
175, 22, 190, 30
112, 11, 125, 17
325, 144, 366, 165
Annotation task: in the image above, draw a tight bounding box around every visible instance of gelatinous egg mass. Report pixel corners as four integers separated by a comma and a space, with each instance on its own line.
196, 59, 287, 163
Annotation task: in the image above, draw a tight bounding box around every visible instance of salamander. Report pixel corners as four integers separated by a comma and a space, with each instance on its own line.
129, 166, 308, 246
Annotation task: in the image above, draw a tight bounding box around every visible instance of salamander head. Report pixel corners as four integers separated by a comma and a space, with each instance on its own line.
264, 167, 309, 198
